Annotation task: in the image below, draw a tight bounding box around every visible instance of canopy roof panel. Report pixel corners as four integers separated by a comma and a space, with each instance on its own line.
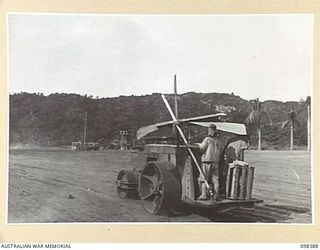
136, 113, 248, 140
189, 122, 247, 135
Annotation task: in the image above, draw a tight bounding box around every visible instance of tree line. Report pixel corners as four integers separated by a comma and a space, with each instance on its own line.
9, 92, 311, 150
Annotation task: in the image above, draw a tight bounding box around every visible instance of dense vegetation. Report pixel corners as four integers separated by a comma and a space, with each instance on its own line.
9, 92, 310, 149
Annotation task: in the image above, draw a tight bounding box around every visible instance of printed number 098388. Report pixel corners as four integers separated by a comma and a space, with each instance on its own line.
300, 244, 319, 248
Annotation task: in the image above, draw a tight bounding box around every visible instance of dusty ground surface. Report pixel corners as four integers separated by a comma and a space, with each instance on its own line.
8, 148, 311, 223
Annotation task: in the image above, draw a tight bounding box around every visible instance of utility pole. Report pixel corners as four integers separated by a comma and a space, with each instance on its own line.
174, 74, 178, 119
83, 112, 87, 144
307, 96, 311, 151
174, 74, 180, 146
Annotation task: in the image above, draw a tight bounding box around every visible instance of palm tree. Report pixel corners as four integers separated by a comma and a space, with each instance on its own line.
306, 96, 311, 151
281, 108, 300, 150
245, 98, 270, 150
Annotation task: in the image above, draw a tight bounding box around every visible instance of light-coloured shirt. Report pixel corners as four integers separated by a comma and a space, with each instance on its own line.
199, 136, 221, 163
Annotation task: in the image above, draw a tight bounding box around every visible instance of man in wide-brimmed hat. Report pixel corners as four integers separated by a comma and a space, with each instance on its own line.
198, 124, 222, 202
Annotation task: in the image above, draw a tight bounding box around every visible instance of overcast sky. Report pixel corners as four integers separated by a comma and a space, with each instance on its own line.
8, 14, 313, 101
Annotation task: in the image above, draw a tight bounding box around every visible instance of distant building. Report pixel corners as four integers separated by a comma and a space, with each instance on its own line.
215, 104, 236, 113
120, 131, 129, 150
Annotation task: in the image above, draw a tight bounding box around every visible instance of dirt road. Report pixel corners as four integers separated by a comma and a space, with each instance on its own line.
8, 148, 312, 223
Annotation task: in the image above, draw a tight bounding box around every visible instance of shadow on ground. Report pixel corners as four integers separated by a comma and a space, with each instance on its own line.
170, 203, 311, 223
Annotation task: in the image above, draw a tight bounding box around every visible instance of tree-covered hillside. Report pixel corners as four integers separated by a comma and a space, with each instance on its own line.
9, 92, 310, 149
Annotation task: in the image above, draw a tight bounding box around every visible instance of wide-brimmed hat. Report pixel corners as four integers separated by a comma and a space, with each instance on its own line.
209, 124, 217, 130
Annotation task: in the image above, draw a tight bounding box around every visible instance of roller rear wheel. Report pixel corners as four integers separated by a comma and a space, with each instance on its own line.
139, 161, 181, 214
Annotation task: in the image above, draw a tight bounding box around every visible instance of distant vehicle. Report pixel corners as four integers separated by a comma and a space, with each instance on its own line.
109, 140, 120, 150
72, 141, 99, 151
